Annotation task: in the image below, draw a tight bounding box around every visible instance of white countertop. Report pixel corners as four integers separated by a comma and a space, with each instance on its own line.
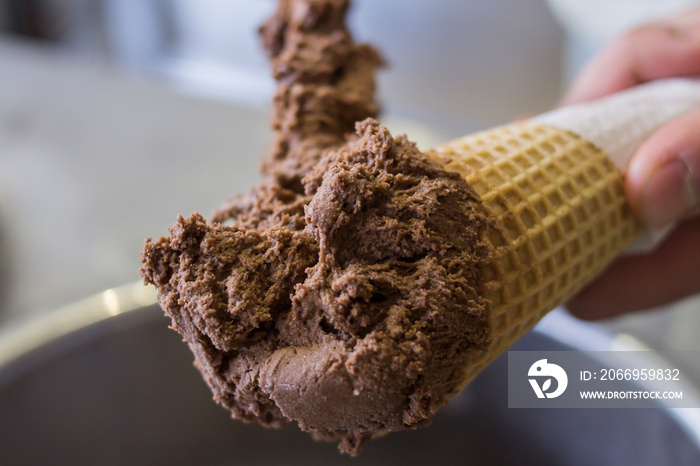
0, 38, 270, 323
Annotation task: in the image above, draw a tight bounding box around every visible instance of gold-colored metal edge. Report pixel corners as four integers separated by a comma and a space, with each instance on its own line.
0, 281, 157, 370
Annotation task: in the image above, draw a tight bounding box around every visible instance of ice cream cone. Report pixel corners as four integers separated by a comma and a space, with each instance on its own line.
427, 122, 645, 390
426, 78, 700, 393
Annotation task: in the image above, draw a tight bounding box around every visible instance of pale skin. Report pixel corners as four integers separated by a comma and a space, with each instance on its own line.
565, 8, 700, 319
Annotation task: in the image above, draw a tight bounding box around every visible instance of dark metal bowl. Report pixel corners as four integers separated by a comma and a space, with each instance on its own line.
0, 284, 698, 465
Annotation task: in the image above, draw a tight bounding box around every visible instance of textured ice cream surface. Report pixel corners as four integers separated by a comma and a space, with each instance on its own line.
140, 120, 492, 454
139, 0, 492, 456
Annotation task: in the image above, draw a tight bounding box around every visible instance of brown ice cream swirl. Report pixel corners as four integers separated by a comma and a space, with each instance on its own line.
140, 0, 492, 455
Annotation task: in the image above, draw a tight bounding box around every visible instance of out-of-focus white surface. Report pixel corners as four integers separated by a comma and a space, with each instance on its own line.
347, 0, 564, 133
546, 0, 700, 82
0, 38, 269, 323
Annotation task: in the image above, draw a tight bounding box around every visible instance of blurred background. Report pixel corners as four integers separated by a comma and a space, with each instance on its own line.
0, 0, 699, 367
3, 1, 700, 464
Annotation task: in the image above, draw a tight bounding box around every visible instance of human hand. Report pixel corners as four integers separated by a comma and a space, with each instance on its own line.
563, 8, 700, 319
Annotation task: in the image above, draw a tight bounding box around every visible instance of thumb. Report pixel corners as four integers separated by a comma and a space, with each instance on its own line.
626, 109, 700, 228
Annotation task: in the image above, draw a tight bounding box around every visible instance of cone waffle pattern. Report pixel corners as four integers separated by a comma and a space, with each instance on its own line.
428, 123, 645, 389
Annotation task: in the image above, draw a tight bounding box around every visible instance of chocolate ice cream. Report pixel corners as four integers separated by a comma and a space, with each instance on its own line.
140, 0, 492, 455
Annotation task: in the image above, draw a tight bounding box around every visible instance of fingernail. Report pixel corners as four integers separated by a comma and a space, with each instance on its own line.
642, 156, 700, 228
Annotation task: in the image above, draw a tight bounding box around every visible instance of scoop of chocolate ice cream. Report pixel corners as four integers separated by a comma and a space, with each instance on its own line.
139, 0, 492, 456
140, 120, 491, 454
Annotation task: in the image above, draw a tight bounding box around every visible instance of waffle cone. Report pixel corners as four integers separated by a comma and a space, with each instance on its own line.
427, 122, 645, 391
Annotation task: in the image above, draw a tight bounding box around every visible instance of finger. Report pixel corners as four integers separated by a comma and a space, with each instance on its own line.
666, 7, 700, 34
625, 109, 700, 228
561, 20, 700, 105
567, 216, 700, 320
